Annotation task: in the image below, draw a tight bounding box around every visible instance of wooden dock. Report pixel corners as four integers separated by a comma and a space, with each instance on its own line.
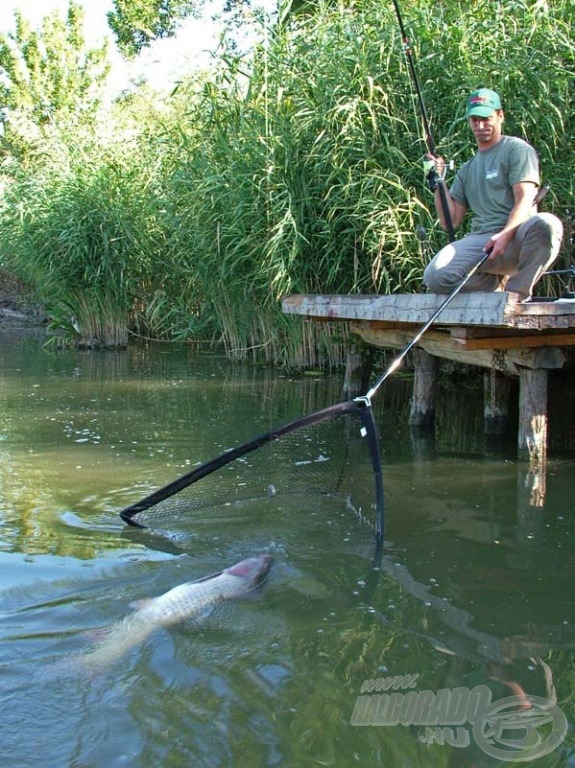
282, 292, 575, 463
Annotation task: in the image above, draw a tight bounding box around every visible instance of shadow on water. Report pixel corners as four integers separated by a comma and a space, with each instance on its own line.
1, 330, 575, 767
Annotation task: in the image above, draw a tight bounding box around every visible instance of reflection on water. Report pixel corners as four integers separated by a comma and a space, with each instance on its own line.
1, 329, 575, 767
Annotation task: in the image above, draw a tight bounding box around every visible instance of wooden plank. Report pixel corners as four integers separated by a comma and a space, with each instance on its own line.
282, 292, 511, 326
281, 293, 575, 330
515, 299, 575, 316
351, 324, 566, 373
450, 326, 575, 340
456, 333, 575, 351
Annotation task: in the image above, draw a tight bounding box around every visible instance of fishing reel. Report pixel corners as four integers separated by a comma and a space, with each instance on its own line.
422, 157, 454, 192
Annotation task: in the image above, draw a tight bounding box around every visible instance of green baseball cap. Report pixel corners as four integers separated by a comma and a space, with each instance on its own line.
466, 88, 502, 117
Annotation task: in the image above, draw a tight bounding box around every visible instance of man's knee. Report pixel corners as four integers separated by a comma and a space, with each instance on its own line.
525, 213, 563, 247
423, 263, 478, 293
422, 245, 460, 293
541, 212, 564, 245
423, 262, 453, 293
424, 259, 501, 294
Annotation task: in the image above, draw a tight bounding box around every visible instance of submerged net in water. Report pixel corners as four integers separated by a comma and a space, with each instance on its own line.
120, 399, 384, 542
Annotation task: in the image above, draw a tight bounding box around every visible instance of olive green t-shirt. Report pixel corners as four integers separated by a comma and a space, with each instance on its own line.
449, 135, 540, 234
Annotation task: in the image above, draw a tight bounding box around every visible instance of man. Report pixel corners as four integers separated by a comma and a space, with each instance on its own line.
423, 88, 563, 301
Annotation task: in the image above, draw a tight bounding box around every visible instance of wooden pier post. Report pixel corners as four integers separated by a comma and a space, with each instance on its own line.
483, 369, 511, 435
518, 368, 548, 464
343, 346, 373, 398
409, 349, 438, 427
343, 350, 364, 398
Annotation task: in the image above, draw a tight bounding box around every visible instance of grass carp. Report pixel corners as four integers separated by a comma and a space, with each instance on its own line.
77, 554, 272, 673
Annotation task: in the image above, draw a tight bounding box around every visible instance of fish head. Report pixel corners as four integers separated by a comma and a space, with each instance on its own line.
225, 554, 273, 588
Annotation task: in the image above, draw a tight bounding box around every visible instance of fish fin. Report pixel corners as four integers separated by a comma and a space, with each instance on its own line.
273, 561, 330, 598
130, 598, 153, 611
85, 626, 112, 642
186, 607, 215, 625
189, 568, 224, 584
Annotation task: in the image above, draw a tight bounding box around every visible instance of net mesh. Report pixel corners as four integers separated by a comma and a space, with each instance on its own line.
120, 400, 383, 541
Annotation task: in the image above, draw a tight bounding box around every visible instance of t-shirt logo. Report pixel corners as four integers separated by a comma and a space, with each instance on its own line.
485, 169, 499, 180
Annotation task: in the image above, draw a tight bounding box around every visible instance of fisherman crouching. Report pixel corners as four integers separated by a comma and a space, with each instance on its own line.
423, 88, 563, 303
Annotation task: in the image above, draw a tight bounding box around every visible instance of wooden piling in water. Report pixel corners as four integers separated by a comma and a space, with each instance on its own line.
518, 368, 548, 464
409, 349, 437, 427
483, 368, 511, 435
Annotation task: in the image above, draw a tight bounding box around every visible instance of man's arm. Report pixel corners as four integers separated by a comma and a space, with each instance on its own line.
483, 181, 538, 258
434, 182, 467, 231
427, 154, 467, 231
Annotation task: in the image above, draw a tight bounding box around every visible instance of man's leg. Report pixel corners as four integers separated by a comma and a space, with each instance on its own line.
423, 231, 501, 293
491, 213, 564, 297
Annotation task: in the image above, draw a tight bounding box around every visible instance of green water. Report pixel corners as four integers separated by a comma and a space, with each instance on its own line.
1, 329, 574, 768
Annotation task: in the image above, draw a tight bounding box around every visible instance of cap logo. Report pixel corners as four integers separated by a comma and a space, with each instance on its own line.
466, 89, 501, 116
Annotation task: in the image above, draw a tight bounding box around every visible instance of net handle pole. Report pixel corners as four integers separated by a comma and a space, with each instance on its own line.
392, 0, 455, 242
357, 401, 385, 547
360, 249, 492, 404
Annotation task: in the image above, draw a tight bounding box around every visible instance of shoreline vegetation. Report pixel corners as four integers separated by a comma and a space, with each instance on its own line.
0, 0, 573, 368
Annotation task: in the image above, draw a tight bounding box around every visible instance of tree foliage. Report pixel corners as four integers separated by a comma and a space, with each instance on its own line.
107, 0, 203, 58
0, 1, 110, 129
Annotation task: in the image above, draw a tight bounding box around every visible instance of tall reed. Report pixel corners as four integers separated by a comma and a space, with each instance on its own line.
1, 0, 573, 362
0, 124, 165, 347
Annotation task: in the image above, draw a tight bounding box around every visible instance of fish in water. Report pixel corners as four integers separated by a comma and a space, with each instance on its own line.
75, 554, 273, 674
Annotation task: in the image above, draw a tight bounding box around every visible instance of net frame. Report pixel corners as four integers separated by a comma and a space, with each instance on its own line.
119, 259, 492, 546
120, 399, 384, 545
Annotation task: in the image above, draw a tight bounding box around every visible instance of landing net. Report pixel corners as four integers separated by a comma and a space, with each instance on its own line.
120, 399, 384, 542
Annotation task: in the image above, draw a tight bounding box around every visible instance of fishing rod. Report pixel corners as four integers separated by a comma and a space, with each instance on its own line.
391, 0, 455, 242
360, 247, 493, 403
